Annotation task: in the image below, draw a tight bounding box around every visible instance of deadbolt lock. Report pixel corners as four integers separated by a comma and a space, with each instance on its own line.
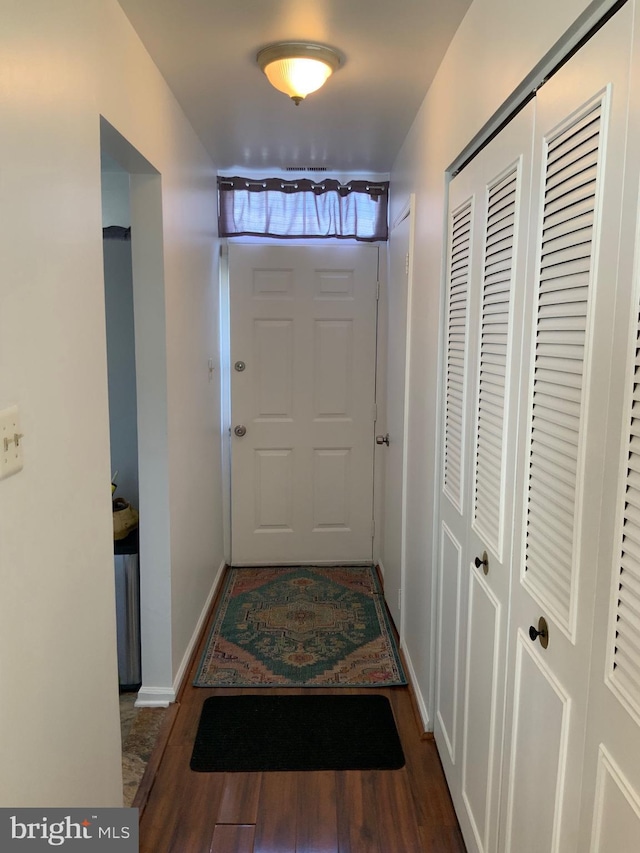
234, 360, 246, 372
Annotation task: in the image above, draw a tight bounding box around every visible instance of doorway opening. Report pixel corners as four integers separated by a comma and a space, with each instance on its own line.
101, 152, 140, 693
100, 118, 174, 711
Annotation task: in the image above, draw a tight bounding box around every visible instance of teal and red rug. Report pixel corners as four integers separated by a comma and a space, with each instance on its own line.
194, 566, 407, 687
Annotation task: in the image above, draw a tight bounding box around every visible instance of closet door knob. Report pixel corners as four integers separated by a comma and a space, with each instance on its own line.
234, 425, 247, 437
474, 551, 489, 575
529, 617, 549, 649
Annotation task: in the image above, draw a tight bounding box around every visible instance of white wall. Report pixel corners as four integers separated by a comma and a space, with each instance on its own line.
391, 0, 596, 725
0, 0, 222, 805
101, 168, 131, 228
101, 170, 137, 514
103, 237, 139, 508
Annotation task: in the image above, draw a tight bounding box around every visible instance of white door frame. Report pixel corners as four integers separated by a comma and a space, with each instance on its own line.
219, 243, 232, 565
100, 118, 174, 704
379, 194, 415, 641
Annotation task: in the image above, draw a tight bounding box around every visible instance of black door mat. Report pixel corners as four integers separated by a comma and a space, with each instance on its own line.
190, 694, 406, 772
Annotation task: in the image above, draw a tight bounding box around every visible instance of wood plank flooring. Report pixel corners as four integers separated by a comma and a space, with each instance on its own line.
139, 577, 466, 852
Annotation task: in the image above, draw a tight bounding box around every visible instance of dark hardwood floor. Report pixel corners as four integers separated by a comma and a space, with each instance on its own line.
138, 575, 466, 853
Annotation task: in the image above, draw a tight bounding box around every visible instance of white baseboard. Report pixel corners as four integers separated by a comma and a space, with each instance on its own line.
135, 560, 226, 708
402, 644, 432, 732
135, 687, 175, 708
171, 559, 226, 698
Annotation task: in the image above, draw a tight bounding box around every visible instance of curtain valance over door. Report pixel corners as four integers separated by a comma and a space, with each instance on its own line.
218, 176, 389, 242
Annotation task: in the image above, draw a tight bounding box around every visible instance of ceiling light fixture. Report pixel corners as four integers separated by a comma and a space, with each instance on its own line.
257, 42, 341, 105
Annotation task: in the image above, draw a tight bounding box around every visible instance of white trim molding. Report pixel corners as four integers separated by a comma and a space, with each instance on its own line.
403, 643, 432, 732
135, 687, 175, 708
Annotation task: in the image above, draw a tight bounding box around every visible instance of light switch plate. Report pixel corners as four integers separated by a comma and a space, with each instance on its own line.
0, 405, 24, 480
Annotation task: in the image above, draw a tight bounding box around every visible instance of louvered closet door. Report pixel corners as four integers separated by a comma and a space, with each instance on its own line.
461, 105, 534, 853
435, 156, 477, 812
577, 5, 640, 850
435, 103, 535, 853
500, 6, 634, 851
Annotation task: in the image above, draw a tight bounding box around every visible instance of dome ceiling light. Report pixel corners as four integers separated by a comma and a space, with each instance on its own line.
256, 42, 342, 105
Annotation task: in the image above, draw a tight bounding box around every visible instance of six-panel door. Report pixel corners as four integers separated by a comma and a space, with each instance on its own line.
229, 244, 379, 565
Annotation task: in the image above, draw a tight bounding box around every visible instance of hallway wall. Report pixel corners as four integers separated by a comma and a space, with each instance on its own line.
390, 0, 596, 724
103, 236, 139, 510
0, 0, 222, 805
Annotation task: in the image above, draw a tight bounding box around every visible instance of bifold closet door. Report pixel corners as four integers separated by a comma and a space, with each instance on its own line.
435, 102, 534, 853
577, 4, 640, 850
499, 4, 635, 852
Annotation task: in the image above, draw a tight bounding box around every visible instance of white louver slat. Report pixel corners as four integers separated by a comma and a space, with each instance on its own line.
444, 200, 472, 510
610, 311, 640, 718
473, 167, 518, 556
524, 99, 603, 633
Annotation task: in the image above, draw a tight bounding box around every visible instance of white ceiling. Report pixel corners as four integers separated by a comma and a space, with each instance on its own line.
116, 0, 472, 174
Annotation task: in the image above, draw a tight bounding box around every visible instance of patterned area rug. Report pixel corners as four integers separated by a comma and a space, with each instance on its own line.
194, 566, 407, 687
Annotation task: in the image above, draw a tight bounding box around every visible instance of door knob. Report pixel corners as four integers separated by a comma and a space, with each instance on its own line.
234, 425, 247, 437
376, 433, 390, 446
474, 551, 489, 575
529, 617, 549, 649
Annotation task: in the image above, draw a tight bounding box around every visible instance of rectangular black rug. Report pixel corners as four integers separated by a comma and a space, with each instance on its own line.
190, 694, 405, 772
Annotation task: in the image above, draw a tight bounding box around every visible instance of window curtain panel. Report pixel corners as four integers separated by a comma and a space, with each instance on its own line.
218, 177, 389, 242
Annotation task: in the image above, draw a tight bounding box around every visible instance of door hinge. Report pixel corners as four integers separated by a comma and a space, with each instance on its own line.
376, 280, 380, 301
372, 402, 378, 422
405, 253, 410, 275
371, 518, 376, 538
398, 588, 402, 612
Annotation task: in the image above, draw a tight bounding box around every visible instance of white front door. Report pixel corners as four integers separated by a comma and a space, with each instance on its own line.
381, 203, 413, 630
229, 243, 379, 565
500, 6, 633, 850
